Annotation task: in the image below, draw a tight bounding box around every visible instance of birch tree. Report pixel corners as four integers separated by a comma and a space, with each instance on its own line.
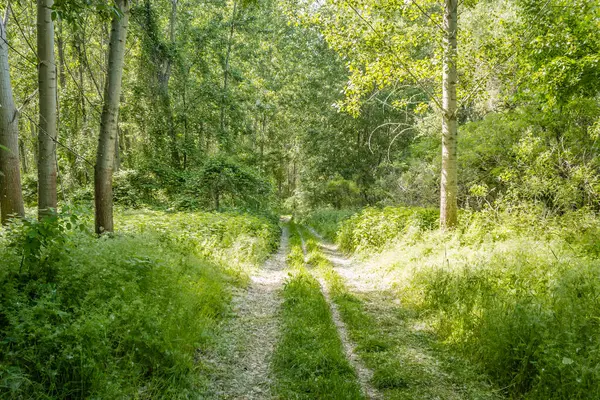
440, 0, 458, 227
94, 0, 130, 234
0, 5, 24, 223
37, 0, 58, 217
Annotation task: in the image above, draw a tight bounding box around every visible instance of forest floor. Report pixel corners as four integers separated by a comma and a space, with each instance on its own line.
203, 221, 500, 399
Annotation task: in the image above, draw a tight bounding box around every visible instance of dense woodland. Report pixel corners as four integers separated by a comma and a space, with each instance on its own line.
1, 0, 599, 398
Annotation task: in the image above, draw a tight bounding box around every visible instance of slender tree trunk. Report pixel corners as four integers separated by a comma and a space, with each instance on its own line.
165, 0, 178, 166
440, 0, 458, 229
37, 0, 58, 217
19, 138, 27, 174
94, 0, 130, 234
220, 0, 237, 134
0, 9, 25, 223
57, 19, 66, 89
114, 126, 120, 171
30, 118, 38, 165
74, 31, 86, 123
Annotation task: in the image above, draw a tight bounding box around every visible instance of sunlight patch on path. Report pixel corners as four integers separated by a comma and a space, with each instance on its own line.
306, 226, 391, 294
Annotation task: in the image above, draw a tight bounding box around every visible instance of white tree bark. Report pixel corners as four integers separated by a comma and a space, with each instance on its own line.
0, 8, 24, 223
95, 0, 130, 234
440, 0, 458, 229
37, 0, 58, 217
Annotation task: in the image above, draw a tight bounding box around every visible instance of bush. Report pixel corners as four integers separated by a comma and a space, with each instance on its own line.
113, 169, 161, 207
116, 210, 280, 267
337, 206, 439, 253
183, 156, 276, 212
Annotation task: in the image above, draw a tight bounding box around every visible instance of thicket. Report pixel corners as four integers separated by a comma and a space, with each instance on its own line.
0, 211, 279, 398
308, 206, 600, 399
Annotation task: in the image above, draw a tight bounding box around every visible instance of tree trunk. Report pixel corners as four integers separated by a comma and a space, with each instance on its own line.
114, 126, 120, 171
440, 0, 458, 229
220, 0, 237, 134
37, 0, 58, 217
95, 0, 130, 235
0, 9, 25, 223
19, 138, 27, 174
57, 19, 66, 89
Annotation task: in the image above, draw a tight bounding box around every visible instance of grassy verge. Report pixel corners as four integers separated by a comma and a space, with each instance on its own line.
300, 227, 501, 399
271, 221, 363, 399
0, 210, 279, 398
308, 206, 600, 399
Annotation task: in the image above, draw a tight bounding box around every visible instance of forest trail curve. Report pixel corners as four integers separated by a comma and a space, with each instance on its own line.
203, 221, 289, 399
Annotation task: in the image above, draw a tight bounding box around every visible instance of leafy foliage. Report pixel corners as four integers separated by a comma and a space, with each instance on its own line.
193, 155, 275, 211
337, 207, 438, 253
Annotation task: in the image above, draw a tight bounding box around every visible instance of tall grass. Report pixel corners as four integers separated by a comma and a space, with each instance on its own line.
319, 206, 600, 399
0, 210, 279, 398
299, 208, 357, 242
272, 221, 363, 399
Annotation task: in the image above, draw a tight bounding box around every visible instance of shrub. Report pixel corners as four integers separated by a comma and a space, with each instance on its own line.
337, 206, 438, 253
184, 155, 276, 212
115, 210, 280, 267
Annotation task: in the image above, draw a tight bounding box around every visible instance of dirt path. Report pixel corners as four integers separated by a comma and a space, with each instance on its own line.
299, 229, 382, 400
203, 222, 289, 399
307, 227, 385, 293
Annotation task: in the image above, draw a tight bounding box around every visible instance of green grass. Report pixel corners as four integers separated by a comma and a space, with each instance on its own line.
0, 210, 279, 398
116, 209, 281, 268
299, 208, 358, 242
272, 221, 364, 399
300, 227, 501, 399
310, 207, 600, 399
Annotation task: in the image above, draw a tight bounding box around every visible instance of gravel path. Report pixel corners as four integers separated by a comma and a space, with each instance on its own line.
203, 222, 289, 399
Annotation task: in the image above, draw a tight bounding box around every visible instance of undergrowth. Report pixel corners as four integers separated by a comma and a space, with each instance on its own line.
301, 227, 501, 399
116, 209, 280, 268
272, 221, 363, 399
308, 206, 600, 399
0, 210, 279, 398
299, 208, 357, 242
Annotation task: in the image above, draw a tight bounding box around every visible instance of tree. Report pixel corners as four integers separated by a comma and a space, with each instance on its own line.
440, 0, 458, 228
290, 0, 498, 228
37, 0, 58, 217
0, 6, 25, 223
95, 0, 130, 234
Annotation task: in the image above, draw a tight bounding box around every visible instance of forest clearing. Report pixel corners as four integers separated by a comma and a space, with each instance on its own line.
1, 0, 599, 398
